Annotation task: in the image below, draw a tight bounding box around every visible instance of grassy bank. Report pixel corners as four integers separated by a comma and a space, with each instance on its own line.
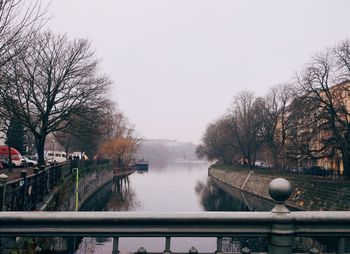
211, 163, 347, 182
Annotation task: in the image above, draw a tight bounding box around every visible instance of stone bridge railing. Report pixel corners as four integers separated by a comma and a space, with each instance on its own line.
0, 178, 349, 253
0, 160, 113, 211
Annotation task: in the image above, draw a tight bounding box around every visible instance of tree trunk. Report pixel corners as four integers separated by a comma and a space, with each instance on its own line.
342, 149, 350, 178
272, 154, 280, 171
35, 136, 46, 166
246, 156, 253, 169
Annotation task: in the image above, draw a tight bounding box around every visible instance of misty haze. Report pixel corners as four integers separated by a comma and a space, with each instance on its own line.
1, 1, 350, 254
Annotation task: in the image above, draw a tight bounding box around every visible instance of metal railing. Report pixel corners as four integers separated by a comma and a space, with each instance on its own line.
0, 178, 349, 253
0, 160, 112, 211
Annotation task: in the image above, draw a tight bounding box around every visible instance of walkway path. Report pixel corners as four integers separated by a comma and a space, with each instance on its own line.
1, 167, 35, 181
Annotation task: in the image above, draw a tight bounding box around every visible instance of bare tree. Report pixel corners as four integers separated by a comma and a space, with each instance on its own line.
0, 0, 44, 68
0, 31, 110, 165
262, 84, 296, 170
0, 0, 45, 135
196, 117, 239, 164
228, 91, 264, 169
295, 40, 350, 177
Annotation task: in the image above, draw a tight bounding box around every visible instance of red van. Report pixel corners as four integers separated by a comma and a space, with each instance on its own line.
0, 145, 26, 167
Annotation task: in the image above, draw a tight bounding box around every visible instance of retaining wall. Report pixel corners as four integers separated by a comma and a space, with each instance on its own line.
209, 166, 350, 211
45, 164, 113, 211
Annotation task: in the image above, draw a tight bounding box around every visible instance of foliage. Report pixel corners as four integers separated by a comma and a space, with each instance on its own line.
9, 237, 35, 254
6, 117, 26, 154
98, 138, 139, 168
54, 99, 132, 158
196, 117, 238, 164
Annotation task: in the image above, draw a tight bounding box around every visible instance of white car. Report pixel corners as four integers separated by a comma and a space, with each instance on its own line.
24, 156, 38, 167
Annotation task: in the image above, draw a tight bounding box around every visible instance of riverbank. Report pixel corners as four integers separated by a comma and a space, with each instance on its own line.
209, 164, 350, 211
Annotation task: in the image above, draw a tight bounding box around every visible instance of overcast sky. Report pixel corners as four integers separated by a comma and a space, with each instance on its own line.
44, 0, 350, 144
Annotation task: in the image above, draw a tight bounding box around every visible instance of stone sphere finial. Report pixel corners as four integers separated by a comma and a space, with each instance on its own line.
0, 174, 8, 183
268, 178, 292, 203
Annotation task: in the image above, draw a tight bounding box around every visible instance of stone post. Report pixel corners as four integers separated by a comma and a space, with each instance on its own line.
0, 174, 8, 211
268, 178, 294, 254
112, 237, 119, 254
215, 237, 223, 254
164, 236, 171, 254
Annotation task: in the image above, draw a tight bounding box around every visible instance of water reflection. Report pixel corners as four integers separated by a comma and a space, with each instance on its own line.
195, 177, 338, 253
75, 162, 336, 253
81, 177, 139, 211
78, 163, 274, 253
77, 162, 218, 253
196, 177, 275, 212
196, 178, 250, 211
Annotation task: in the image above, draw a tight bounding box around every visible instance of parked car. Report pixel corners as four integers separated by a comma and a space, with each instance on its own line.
23, 156, 38, 167
254, 160, 272, 168
284, 166, 303, 174
304, 166, 331, 176
45, 151, 67, 164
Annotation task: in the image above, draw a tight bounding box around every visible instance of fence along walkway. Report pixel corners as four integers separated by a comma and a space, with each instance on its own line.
0, 178, 349, 253
0, 160, 112, 211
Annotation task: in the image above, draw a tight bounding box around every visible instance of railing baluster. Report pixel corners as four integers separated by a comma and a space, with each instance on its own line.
338, 237, 346, 253
241, 246, 251, 254
164, 236, 171, 254
136, 247, 147, 254
112, 236, 119, 254
216, 237, 222, 254
189, 246, 198, 254
309, 247, 319, 254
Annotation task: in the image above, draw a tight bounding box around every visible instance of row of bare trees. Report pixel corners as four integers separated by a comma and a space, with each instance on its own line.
0, 0, 137, 166
197, 39, 350, 177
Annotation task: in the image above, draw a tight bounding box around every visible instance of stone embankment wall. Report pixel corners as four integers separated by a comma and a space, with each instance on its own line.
46, 166, 113, 211
209, 166, 350, 211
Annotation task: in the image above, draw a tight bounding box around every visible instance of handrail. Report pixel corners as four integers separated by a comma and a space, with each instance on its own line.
0, 211, 350, 237
0, 177, 349, 253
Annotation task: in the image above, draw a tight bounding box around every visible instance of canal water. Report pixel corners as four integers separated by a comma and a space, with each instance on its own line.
76, 161, 264, 254
75, 161, 336, 254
